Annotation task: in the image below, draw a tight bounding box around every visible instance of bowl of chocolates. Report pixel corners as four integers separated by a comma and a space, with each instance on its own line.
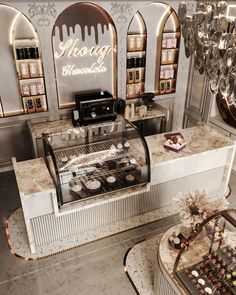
163, 132, 186, 152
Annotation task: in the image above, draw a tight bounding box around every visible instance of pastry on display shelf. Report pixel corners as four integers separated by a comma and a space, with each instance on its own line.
119, 158, 129, 167
106, 176, 117, 186
110, 144, 116, 150
61, 156, 68, 163
117, 143, 123, 150
69, 178, 83, 193
85, 179, 101, 193
124, 141, 130, 150
129, 158, 137, 165
125, 174, 135, 184
70, 183, 83, 193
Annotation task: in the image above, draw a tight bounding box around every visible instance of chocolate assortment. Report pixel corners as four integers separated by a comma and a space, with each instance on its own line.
177, 246, 236, 295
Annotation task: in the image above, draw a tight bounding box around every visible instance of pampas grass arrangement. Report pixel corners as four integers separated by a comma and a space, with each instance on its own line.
174, 189, 229, 229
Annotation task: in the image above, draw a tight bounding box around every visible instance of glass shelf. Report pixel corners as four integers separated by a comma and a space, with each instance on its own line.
18, 76, 44, 81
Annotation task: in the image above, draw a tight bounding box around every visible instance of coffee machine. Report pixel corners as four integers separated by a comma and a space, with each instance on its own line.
72, 90, 117, 126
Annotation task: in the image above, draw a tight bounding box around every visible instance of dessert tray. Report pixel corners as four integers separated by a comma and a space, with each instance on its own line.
173, 210, 236, 295
163, 132, 186, 152
177, 246, 236, 295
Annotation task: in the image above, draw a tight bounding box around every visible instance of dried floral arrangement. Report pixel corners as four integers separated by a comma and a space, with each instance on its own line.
174, 190, 229, 229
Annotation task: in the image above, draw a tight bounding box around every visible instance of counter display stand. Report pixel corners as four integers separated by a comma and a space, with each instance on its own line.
155, 210, 236, 295
11, 124, 235, 258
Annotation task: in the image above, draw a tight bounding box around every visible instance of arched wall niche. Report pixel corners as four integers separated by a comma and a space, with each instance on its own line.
0, 4, 46, 117
156, 7, 180, 95
126, 12, 147, 99
52, 2, 117, 109
125, 2, 180, 99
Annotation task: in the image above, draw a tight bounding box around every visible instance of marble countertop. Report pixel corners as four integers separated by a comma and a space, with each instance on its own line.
27, 118, 73, 138
124, 108, 165, 122
12, 158, 55, 196
145, 124, 235, 166
28, 108, 165, 138
158, 224, 210, 294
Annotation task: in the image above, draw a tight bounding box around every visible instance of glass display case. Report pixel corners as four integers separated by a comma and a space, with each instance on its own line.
43, 120, 150, 207
173, 209, 236, 295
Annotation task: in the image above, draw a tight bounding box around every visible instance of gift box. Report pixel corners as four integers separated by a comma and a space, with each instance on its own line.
164, 132, 186, 152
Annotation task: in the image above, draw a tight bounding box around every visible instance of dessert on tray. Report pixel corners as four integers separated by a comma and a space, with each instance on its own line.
164, 132, 186, 152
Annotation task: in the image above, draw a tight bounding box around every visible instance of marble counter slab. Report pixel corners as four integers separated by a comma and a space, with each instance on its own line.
28, 108, 165, 139
27, 118, 73, 138
12, 158, 55, 196
123, 108, 165, 122
145, 124, 235, 166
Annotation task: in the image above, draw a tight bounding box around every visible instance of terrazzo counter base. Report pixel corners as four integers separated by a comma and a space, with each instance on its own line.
6, 206, 178, 259
125, 234, 162, 295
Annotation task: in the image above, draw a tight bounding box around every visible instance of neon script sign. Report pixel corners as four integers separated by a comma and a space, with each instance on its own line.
54, 39, 112, 76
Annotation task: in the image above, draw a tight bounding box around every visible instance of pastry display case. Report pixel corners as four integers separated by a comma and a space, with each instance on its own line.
43, 120, 150, 207
173, 210, 236, 295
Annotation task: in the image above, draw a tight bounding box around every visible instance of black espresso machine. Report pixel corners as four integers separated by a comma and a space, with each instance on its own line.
72, 90, 117, 126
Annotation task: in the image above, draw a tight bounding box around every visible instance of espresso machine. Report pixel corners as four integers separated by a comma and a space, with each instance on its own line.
72, 90, 117, 126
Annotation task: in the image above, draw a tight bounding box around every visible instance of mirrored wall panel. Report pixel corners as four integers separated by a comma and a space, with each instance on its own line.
52, 3, 117, 108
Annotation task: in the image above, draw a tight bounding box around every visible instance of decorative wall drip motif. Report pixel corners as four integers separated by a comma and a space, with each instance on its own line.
28, 2, 56, 26
110, 1, 133, 23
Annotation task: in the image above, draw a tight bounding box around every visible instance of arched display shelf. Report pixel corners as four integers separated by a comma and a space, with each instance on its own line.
125, 2, 180, 101
52, 2, 117, 109
156, 8, 180, 95
0, 4, 47, 117
126, 12, 147, 100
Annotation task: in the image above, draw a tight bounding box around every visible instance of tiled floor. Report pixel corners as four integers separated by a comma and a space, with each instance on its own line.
0, 170, 235, 295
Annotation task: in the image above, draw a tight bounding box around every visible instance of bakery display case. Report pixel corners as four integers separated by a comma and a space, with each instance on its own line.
173, 210, 236, 295
43, 120, 150, 207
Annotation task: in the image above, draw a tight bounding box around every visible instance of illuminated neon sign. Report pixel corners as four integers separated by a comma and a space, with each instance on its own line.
54, 38, 112, 76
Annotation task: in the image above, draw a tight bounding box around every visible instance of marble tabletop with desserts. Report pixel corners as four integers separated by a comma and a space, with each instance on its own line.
157, 220, 236, 295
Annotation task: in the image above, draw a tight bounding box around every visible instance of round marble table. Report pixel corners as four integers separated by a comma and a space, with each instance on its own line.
154, 224, 210, 295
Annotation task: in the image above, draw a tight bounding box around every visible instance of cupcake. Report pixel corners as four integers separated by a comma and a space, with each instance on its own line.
124, 141, 130, 150
129, 158, 137, 165
117, 143, 123, 150
69, 179, 82, 193
110, 144, 116, 151
85, 179, 101, 193
119, 158, 129, 167
106, 176, 117, 186
125, 174, 136, 184
70, 183, 82, 193
61, 156, 68, 163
